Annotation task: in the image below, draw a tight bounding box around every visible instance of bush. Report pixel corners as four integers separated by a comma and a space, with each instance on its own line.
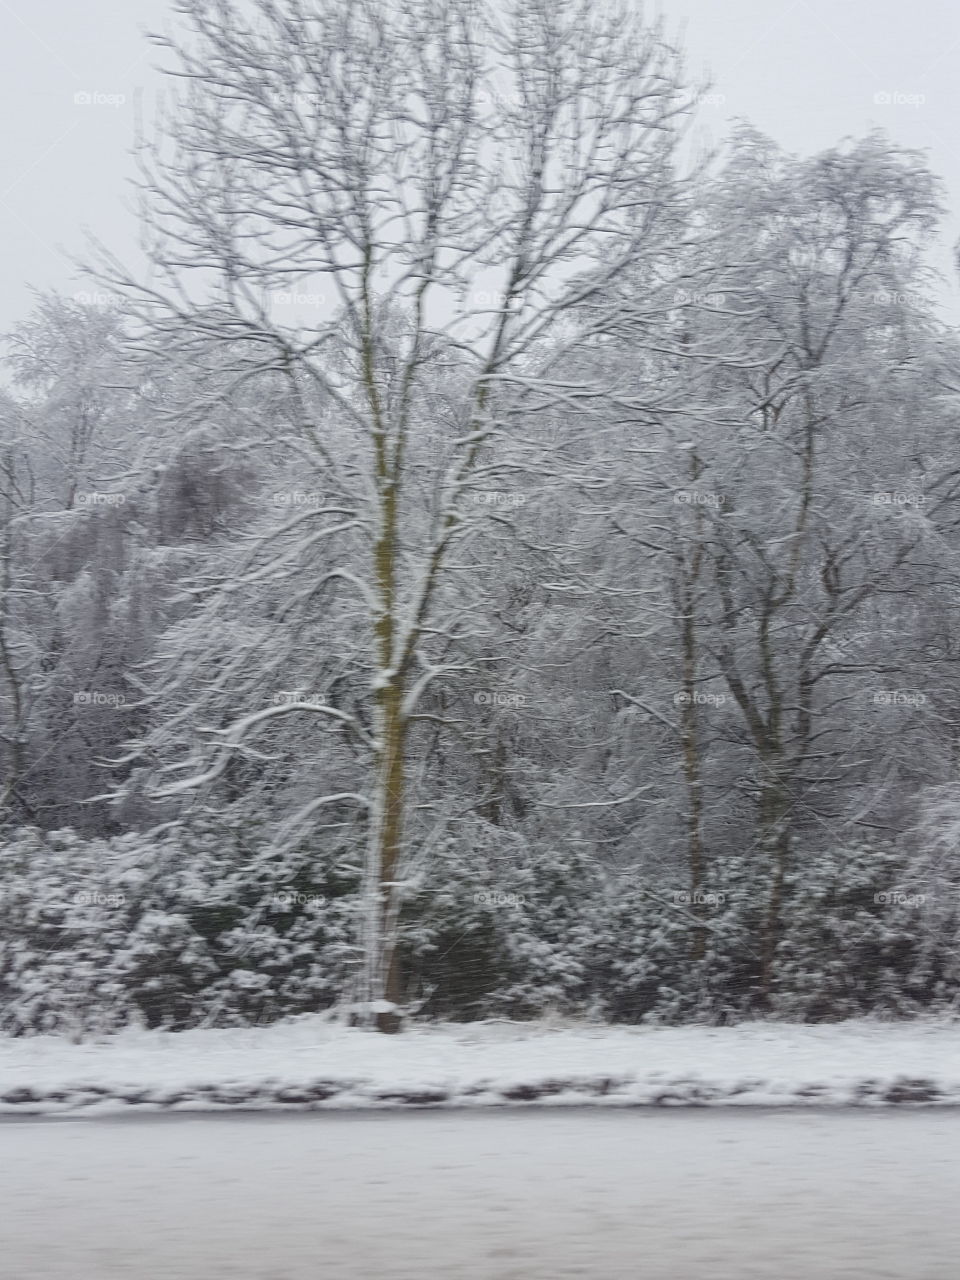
1, 822, 957, 1034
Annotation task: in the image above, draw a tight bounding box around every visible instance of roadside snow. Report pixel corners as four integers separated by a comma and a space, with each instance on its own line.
2, 1017, 959, 1114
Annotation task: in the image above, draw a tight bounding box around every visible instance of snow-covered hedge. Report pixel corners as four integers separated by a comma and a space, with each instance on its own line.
1, 824, 956, 1035
0, 823, 359, 1036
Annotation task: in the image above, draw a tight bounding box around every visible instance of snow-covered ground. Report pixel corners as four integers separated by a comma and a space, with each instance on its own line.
2, 1109, 959, 1279
3, 1016, 960, 1113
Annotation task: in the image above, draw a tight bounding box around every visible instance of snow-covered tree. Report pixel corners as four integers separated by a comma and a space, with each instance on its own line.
96, 0, 699, 1030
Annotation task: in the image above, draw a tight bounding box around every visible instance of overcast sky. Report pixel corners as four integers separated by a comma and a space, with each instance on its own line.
1, 0, 959, 333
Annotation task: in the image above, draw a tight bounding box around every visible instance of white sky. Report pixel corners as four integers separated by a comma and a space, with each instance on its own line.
1, 0, 959, 333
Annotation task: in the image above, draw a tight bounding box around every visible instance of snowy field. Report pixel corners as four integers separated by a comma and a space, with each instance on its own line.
3, 1017, 960, 1113
2, 1109, 959, 1279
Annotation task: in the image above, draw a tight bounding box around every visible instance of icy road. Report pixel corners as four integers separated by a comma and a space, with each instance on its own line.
1, 1109, 958, 1280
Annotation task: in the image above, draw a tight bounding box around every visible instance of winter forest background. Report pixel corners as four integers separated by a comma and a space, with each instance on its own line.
3, 0, 960, 1036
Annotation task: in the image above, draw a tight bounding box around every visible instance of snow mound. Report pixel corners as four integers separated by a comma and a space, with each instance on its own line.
2, 1017, 959, 1115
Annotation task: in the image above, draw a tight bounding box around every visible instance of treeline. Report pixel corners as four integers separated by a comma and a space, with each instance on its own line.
3, 0, 960, 1031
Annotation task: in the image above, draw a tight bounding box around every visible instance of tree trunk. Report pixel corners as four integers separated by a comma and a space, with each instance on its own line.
679, 655, 706, 960
757, 761, 791, 1002
373, 680, 406, 1033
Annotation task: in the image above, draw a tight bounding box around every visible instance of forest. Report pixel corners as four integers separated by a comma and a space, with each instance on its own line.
2, 0, 960, 1035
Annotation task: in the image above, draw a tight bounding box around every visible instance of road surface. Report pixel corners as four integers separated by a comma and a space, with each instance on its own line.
1, 1108, 958, 1279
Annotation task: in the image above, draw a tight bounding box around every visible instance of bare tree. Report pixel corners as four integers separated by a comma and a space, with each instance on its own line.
96, 0, 697, 1029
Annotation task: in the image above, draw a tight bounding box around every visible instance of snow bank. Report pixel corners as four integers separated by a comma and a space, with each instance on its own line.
2, 1017, 960, 1115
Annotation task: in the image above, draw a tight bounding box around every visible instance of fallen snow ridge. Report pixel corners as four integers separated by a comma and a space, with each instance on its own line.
2, 1018, 960, 1115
